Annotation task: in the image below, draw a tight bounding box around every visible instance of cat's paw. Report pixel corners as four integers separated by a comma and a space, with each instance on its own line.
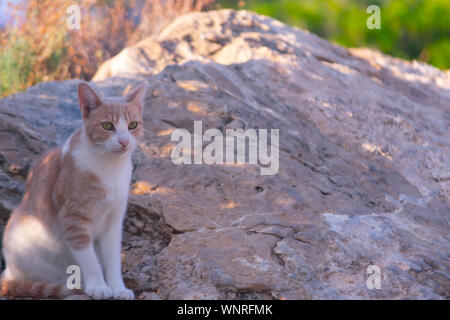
111, 287, 135, 300
85, 284, 113, 300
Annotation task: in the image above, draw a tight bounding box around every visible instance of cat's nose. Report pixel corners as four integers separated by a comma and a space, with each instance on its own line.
119, 139, 129, 148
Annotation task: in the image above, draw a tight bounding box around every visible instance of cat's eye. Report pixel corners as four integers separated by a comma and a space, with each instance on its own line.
101, 122, 114, 131
128, 121, 138, 130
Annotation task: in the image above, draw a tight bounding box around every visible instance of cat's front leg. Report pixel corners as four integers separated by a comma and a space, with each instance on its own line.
69, 245, 113, 300
98, 209, 134, 300
61, 212, 113, 300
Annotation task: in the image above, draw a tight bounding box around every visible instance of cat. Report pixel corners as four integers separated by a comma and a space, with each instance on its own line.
0, 81, 148, 299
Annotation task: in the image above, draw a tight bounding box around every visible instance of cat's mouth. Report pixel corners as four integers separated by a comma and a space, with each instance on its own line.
116, 148, 128, 154
109, 144, 134, 155
109, 147, 128, 155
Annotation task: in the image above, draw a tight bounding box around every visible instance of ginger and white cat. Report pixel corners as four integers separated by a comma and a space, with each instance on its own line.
1, 82, 147, 299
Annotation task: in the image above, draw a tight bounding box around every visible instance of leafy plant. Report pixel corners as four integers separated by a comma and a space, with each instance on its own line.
0, 0, 214, 97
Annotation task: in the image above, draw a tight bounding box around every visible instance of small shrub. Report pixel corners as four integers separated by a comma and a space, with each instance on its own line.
0, 0, 215, 97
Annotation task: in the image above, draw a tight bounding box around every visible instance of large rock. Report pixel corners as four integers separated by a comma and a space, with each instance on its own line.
1, 10, 449, 299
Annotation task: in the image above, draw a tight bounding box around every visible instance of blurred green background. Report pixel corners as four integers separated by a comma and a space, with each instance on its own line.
220, 0, 450, 69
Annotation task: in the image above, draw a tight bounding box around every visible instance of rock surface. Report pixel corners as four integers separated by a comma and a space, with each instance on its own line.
1, 10, 449, 299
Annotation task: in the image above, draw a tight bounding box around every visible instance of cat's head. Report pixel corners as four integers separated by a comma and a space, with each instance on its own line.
77, 82, 148, 157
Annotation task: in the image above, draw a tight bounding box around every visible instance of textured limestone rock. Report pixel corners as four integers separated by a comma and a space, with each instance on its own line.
1, 10, 449, 299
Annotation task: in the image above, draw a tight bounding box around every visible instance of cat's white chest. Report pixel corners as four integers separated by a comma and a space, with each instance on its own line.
69, 130, 133, 225
72, 142, 132, 200
95, 159, 132, 200
90, 158, 131, 236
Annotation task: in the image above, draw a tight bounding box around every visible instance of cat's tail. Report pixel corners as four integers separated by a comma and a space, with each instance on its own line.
0, 277, 80, 299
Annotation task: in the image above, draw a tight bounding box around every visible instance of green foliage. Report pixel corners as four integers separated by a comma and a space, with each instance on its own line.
222, 0, 450, 69
0, 38, 34, 96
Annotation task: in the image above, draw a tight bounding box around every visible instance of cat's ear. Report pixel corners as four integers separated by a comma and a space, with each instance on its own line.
78, 82, 102, 118
125, 81, 148, 111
